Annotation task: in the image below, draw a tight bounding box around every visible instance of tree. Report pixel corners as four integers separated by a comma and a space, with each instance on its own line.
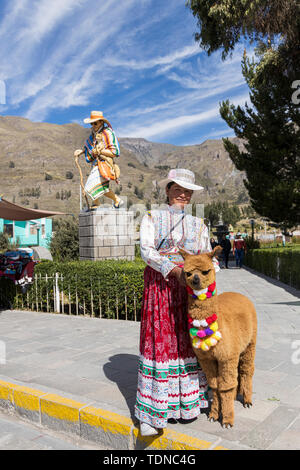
219, 49, 300, 232
0, 232, 19, 252
187, 0, 299, 58
0, 232, 10, 252
134, 186, 144, 199
204, 201, 241, 226
188, 0, 300, 231
50, 217, 79, 261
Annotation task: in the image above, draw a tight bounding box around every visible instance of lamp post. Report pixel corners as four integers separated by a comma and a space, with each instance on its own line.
250, 219, 255, 241
37, 225, 40, 246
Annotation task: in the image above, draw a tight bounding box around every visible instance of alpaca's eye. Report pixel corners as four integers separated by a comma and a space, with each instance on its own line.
185, 272, 192, 277
202, 270, 210, 275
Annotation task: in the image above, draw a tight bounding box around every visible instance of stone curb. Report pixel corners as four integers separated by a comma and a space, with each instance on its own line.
0, 379, 228, 450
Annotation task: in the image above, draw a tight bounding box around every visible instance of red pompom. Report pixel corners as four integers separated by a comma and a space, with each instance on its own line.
208, 282, 216, 292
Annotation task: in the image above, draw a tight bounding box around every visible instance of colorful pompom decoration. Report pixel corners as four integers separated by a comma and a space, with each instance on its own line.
188, 312, 222, 351
186, 281, 221, 351
186, 281, 217, 301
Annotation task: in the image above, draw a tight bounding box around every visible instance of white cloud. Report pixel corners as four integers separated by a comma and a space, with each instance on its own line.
107, 44, 199, 70
117, 91, 249, 140
14, 0, 137, 119
118, 106, 220, 139
204, 128, 235, 139
0, 0, 252, 145
16, 0, 83, 43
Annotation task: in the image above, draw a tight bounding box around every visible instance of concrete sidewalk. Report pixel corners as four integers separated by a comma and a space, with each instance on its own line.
0, 261, 300, 450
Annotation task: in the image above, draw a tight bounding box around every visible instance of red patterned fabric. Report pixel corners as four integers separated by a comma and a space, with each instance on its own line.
140, 267, 195, 362
135, 266, 208, 428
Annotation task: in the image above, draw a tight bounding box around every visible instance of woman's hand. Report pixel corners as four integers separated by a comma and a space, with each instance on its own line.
168, 266, 186, 287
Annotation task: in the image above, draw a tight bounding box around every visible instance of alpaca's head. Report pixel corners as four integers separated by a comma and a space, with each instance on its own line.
179, 246, 222, 290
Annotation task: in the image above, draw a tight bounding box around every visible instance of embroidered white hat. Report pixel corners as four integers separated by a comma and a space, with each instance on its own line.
158, 169, 204, 191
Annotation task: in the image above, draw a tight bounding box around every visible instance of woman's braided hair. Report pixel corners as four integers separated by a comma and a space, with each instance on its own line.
166, 181, 175, 204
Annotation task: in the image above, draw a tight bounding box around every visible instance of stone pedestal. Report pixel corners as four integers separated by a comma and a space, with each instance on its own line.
79, 208, 135, 261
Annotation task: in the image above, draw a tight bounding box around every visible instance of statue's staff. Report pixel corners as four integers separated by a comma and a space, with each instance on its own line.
74, 150, 90, 211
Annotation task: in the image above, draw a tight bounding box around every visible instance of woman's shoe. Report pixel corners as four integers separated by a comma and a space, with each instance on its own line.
140, 422, 158, 436
168, 418, 178, 424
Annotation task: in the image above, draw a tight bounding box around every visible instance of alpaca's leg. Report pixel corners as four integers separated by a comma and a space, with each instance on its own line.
218, 357, 239, 428
209, 389, 221, 422
238, 341, 256, 407
197, 359, 219, 421
219, 388, 236, 428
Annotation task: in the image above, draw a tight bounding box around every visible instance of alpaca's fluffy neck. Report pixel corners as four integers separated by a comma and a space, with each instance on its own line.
188, 291, 219, 320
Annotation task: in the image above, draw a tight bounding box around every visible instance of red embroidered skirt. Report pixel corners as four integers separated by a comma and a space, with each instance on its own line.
134, 266, 208, 428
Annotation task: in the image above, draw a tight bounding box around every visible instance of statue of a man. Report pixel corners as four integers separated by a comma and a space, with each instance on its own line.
74, 111, 123, 209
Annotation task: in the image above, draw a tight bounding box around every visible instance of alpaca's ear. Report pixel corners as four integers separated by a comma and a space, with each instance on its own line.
179, 249, 189, 260
208, 245, 223, 258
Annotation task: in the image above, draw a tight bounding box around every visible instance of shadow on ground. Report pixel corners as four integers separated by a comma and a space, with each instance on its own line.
103, 353, 139, 421
243, 266, 300, 299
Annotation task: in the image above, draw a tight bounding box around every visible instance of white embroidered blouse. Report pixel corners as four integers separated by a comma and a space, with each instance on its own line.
140, 205, 219, 279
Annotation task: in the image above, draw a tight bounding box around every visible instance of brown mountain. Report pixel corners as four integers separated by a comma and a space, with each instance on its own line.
0, 116, 248, 216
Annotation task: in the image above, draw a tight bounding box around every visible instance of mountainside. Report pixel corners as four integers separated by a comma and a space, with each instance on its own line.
0, 116, 248, 216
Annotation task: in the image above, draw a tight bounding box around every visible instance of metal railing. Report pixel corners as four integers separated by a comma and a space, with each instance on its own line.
14, 272, 140, 321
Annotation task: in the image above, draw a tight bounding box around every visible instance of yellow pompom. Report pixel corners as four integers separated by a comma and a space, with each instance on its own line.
193, 338, 201, 349
201, 342, 210, 351
210, 322, 218, 333
214, 331, 222, 340
199, 294, 207, 300
206, 337, 214, 347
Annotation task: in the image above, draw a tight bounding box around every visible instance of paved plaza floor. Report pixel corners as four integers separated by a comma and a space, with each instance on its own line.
0, 261, 299, 450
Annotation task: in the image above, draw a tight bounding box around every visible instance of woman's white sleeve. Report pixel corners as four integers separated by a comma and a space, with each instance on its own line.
140, 213, 176, 279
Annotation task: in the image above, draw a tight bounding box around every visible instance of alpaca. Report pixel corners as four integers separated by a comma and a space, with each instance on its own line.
180, 247, 257, 428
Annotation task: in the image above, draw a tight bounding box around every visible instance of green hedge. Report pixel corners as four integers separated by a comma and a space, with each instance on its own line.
244, 248, 300, 289
1, 259, 147, 320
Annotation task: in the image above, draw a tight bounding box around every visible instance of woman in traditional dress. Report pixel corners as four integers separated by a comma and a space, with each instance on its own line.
135, 168, 219, 436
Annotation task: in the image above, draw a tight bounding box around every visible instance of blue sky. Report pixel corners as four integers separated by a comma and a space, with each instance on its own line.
0, 0, 251, 146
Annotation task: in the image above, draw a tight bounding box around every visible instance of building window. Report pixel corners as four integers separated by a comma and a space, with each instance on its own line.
30, 225, 38, 235
4, 224, 13, 238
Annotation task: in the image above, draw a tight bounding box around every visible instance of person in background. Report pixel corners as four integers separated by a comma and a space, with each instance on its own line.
210, 237, 218, 249
233, 232, 247, 268
220, 234, 232, 269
